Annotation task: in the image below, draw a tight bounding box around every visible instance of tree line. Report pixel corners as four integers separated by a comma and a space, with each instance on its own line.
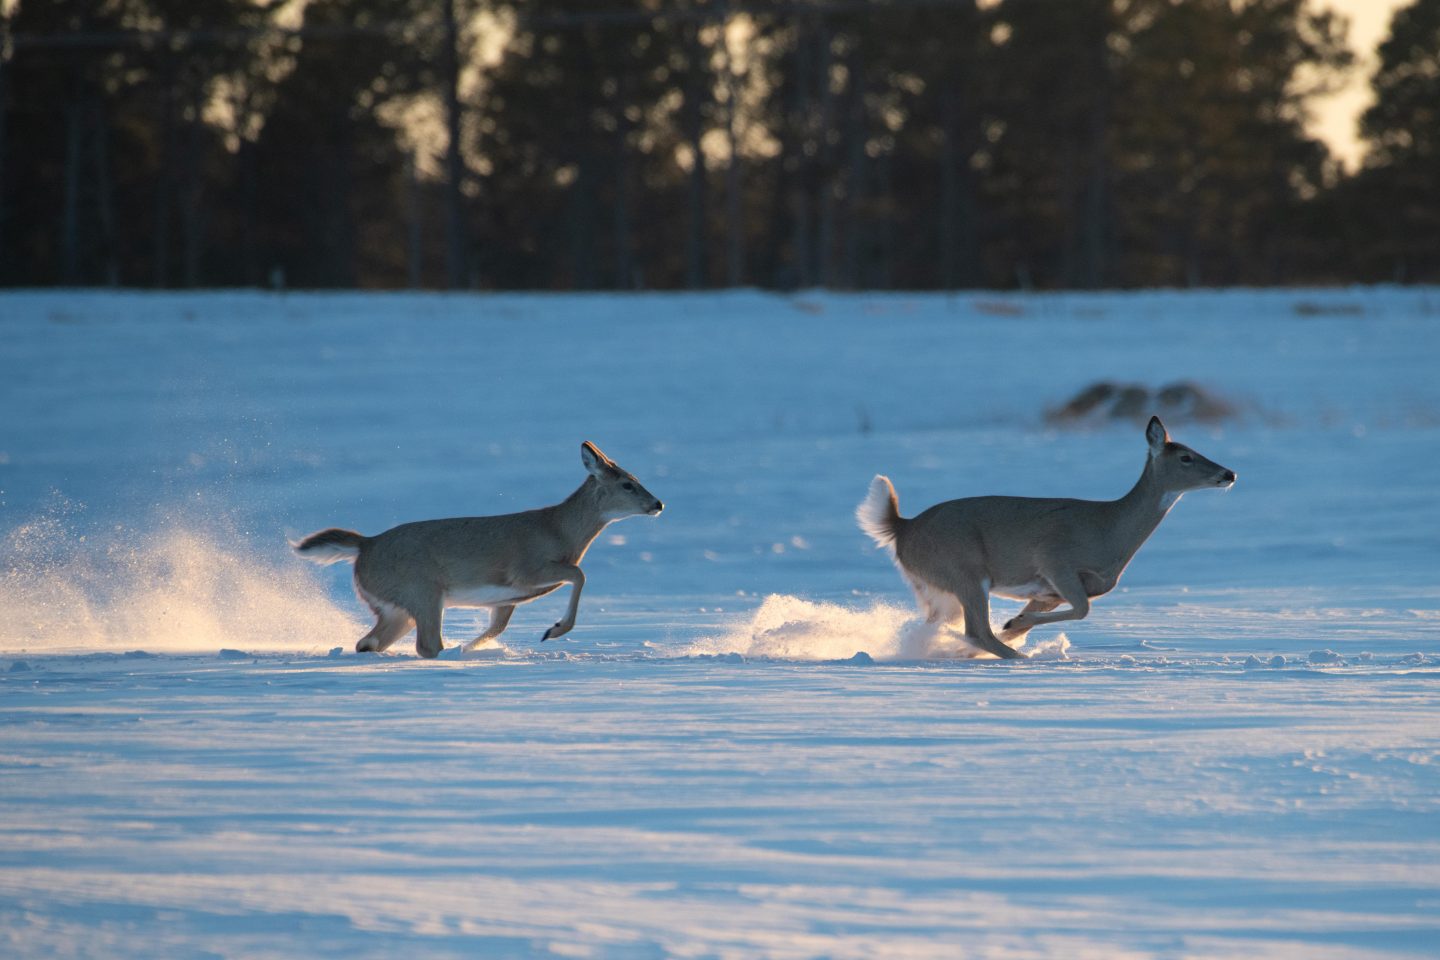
3, 0, 1438, 291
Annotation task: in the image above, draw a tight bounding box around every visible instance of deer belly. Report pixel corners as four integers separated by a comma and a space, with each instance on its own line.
991, 579, 1058, 602
444, 583, 558, 608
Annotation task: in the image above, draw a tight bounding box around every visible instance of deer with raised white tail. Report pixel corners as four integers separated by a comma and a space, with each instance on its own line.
857, 416, 1235, 659
293, 442, 663, 658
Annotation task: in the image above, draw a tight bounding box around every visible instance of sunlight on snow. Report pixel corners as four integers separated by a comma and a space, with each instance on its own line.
0, 514, 360, 654
689, 593, 1070, 661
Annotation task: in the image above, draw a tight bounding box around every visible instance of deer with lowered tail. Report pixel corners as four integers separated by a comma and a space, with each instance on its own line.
293, 441, 663, 658
858, 416, 1235, 659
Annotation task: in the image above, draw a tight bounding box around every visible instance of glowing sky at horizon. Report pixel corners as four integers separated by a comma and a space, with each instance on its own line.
1312, 0, 1408, 168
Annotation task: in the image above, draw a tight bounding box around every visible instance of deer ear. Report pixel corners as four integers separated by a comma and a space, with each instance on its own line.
1145, 416, 1168, 452
581, 441, 615, 477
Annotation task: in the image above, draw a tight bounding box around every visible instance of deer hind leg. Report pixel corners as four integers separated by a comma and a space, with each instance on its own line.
952, 577, 1025, 660
356, 597, 415, 654
462, 605, 515, 652
412, 599, 446, 659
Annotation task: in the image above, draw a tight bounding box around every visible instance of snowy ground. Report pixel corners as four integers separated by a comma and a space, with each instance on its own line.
2, 288, 1437, 958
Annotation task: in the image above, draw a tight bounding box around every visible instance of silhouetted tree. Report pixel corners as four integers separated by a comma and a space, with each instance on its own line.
473, 2, 708, 289
1350, 0, 1440, 280
8, 0, 1435, 291
3, 0, 260, 286
982, 0, 1113, 288
1107, 0, 1349, 287
247, 0, 447, 288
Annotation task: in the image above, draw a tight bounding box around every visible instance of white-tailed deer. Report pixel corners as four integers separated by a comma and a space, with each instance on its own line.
857, 416, 1235, 659
294, 442, 663, 658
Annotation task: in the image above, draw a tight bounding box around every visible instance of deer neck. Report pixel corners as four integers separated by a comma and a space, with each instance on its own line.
1107, 458, 1182, 566
551, 476, 612, 559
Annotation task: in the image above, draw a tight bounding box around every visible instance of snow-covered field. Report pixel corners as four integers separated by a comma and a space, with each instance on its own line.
2, 288, 1437, 958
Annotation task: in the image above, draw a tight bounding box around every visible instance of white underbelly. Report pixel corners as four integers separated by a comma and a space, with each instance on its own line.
444, 583, 552, 608
991, 579, 1054, 601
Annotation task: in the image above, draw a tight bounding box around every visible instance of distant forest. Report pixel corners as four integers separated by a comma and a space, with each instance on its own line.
4, 0, 1439, 290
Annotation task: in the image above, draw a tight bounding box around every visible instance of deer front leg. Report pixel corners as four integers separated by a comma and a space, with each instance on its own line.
539, 564, 585, 641
413, 599, 446, 659
953, 578, 1026, 660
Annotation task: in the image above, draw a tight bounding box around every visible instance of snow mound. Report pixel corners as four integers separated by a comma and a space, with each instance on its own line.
1046, 380, 1239, 426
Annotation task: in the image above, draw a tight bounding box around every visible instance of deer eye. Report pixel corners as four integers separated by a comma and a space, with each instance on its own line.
622, 482, 635, 491
1179, 454, 1194, 465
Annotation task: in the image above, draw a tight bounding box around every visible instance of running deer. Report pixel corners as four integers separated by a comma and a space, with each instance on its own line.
293, 442, 663, 658
857, 417, 1235, 659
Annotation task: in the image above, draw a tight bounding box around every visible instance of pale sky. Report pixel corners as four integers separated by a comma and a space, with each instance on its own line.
1314, 0, 1410, 169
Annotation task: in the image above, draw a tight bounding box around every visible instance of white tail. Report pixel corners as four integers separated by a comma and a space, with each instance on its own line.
856, 475, 901, 549
294, 441, 663, 658
289, 529, 363, 565
860, 416, 1235, 659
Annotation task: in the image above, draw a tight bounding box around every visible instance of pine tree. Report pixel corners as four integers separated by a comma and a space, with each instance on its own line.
1355, 0, 1440, 280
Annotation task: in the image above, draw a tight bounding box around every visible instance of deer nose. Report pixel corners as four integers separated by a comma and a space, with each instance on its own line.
650, 500, 664, 515
1221, 470, 1237, 485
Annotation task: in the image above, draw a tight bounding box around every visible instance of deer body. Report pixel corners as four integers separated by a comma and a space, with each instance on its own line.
294, 442, 662, 658
858, 417, 1234, 659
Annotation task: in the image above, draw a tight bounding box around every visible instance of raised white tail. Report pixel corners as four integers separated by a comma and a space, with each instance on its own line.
859, 416, 1235, 659
294, 441, 663, 658
856, 475, 902, 550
